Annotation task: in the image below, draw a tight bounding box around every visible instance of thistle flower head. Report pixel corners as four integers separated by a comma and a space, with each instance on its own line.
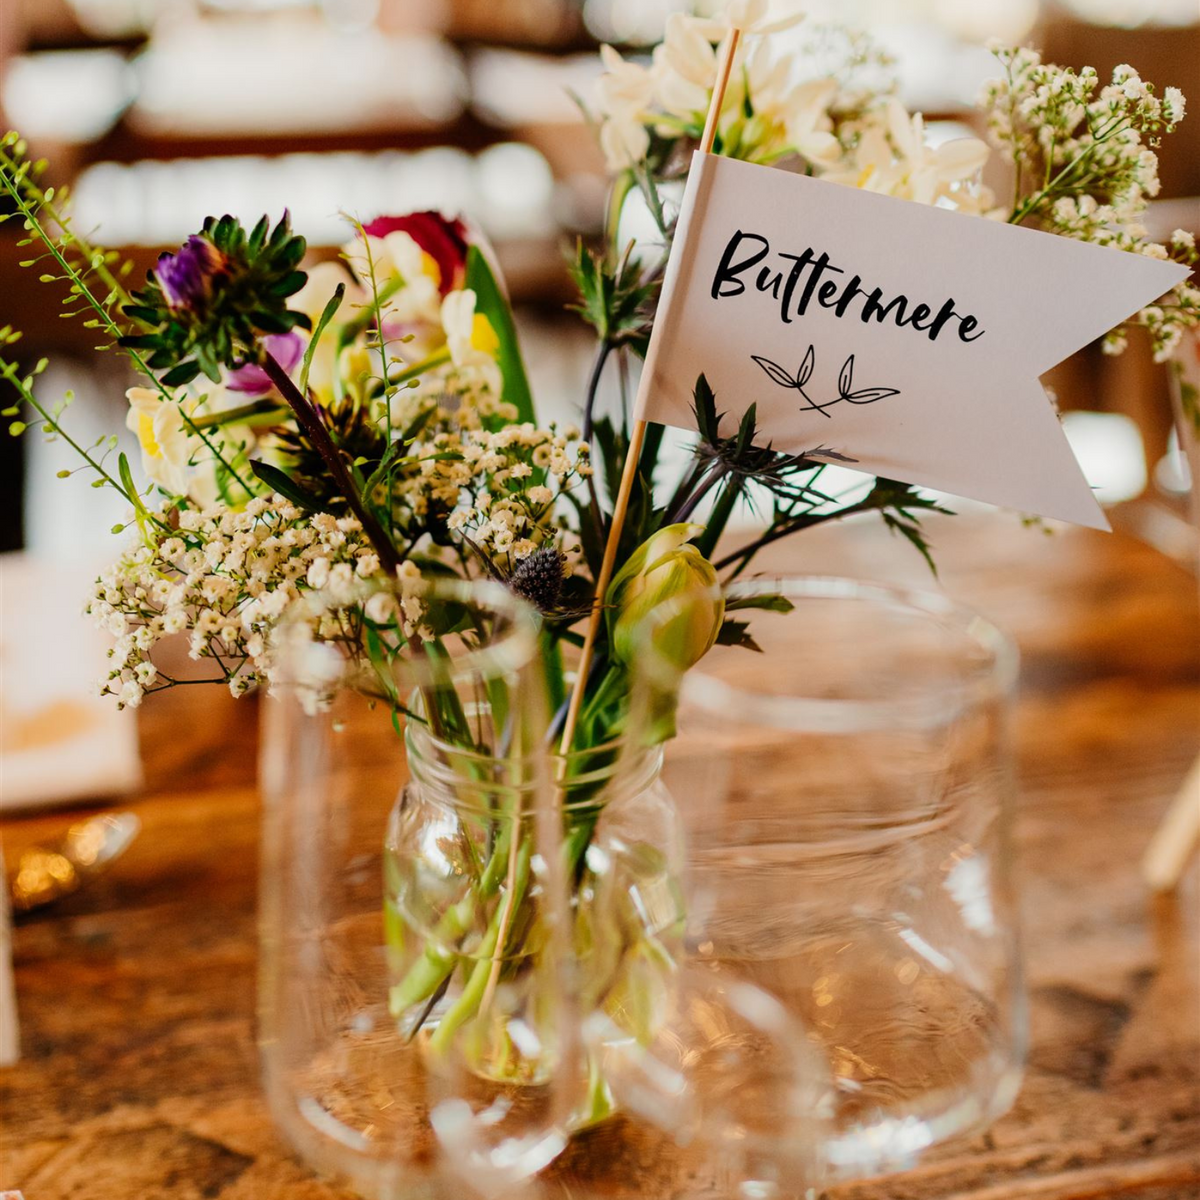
509, 546, 566, 613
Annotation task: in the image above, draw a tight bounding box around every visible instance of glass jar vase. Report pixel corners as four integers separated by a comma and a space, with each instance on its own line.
258, 578, 573, 1200
258, 575, 693, 1200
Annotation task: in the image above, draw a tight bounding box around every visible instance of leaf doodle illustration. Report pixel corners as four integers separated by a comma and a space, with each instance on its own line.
750, 355, 796, 389
797, 345, 815, 388
751, 346, 900, 418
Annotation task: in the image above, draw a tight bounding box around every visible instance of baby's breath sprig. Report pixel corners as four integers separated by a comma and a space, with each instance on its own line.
86, 494, 384, 708
980, 51, 1197, 362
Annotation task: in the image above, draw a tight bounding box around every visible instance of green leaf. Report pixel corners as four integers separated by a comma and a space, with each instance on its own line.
248, 214, 270, 255
249, 459, 322, 511
883, 512, 938, 577
299, 283, 345, 394
361, 437, 418, 499
161, 360, 202, 387
250, 310, 292, 335
119, 333, 164, 350
568, 239, 655, 355
692, 374, 718, 444
715, 618, 762, 652
464, 245, 535, 425
724, 593, 794, 614
117, 452, 147, 513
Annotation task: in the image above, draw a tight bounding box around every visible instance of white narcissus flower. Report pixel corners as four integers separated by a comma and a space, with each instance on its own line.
825, 100, 990, 206
125, 387, 194, 495
739, 39, 792, 118
288, 262, 365, 401
695, 0, 806, 39
600, 110, 651, 171
597, 43, 655, 114
821, 117, 898, 194
596, 45, 655, 169
294, 320, 373, 409
885, 99, 990, 203
342, 231, 442, 326
441, 289, 499, 363
653, 12, 718, 119
783, 78, 842, 166
290, 260, 362, 326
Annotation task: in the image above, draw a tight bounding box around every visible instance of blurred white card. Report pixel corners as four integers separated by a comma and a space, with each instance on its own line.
637, 153, 1192, 530
0, 554, 142, 812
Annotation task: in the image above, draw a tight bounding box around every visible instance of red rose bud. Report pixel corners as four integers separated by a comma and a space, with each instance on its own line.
360, 211, 469, 296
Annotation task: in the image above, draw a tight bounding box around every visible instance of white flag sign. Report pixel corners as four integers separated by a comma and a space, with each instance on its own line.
636, 153, 1191, 530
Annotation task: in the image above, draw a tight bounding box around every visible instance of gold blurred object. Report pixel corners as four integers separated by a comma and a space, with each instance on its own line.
9, 814, 140, 911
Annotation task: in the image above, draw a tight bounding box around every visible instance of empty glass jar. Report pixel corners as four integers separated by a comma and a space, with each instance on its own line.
628, 576, 1026, 1179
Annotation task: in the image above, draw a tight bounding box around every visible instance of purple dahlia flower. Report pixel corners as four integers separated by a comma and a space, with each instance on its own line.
225, 332, 305, 396
155, 235, 225, 312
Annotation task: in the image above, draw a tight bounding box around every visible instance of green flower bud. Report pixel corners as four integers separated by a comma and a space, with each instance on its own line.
607, 523, 725, 671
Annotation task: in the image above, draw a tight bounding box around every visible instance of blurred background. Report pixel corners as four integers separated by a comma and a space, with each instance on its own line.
0, 0, 1198, 559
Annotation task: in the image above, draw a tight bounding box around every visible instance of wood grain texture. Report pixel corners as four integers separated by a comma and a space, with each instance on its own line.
2, 514, 1198, 1199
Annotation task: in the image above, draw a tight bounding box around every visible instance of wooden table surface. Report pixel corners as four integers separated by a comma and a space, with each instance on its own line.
3, 513, 1199, 1200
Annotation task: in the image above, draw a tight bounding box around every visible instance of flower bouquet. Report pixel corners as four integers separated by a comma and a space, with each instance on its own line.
2, 1, 1198, 1185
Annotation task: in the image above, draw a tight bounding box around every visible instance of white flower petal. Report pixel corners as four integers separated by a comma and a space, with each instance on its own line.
935, 137, 991, 181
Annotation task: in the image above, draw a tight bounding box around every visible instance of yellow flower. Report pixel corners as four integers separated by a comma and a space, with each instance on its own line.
469, 311, 500, 358
442, 289, 499, 362
125, 387, 194, 494
439, 289, 502, 395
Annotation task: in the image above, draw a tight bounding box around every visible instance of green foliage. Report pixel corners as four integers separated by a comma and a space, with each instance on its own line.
1173, 361, 1200, 433
1, 134, 257, 499
724, 593, 795, 615
865, 478, 955, 576
715, 618, 761, 652
249, 460, 322, 512
299, 282, 346, 395
0, 133, 134, 328
569, 240, 656, 357
120, 213, 311, 384
465, 246, 537, 424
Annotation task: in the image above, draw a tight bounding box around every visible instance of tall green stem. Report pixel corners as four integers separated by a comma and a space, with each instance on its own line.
259, 352, 401, 572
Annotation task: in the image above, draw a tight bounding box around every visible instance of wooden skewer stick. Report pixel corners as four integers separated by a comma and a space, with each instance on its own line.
1143, 754, 1200, 893
0, 833, 19, 1066
557, 24, 743, 758
479, 33, 744, 1019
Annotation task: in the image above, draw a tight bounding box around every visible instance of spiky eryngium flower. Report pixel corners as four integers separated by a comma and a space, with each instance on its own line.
120, 212, 311, 388
509, 546, 567, 612
268, 398, 390, 511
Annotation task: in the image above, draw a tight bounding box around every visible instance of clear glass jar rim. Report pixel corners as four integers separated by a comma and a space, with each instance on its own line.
278, 575, 543, 692
640, 575, 1019, 734
406, 719, 663, 813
